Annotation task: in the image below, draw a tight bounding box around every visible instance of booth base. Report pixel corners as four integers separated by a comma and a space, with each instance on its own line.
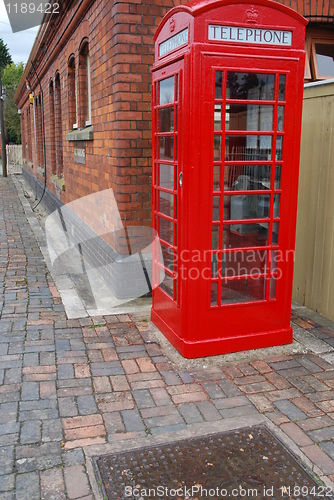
151, 309, 293, 358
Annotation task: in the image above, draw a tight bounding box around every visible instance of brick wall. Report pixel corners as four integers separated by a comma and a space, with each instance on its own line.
17, 0, 188, 247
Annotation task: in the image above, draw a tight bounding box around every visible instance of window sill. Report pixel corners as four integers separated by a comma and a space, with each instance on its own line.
66, 125, 93, 142
50, 174, 65, 191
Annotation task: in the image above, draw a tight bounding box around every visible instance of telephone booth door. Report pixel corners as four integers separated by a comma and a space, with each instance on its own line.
194, 54, 303, 356
152, 59, 184, 340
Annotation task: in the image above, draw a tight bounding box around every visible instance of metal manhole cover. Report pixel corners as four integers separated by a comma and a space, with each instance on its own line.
95, 426, 329, 499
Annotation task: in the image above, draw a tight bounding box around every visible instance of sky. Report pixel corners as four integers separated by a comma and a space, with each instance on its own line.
0, 1, 39, 64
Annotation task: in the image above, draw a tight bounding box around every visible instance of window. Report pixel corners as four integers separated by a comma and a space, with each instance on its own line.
313, 42, 334, 79
55, 73, 63, 176
304, 32, 334, 82
78, 39, 91, 127
49, 80, 56, 174
37, 94, 44, 171
27, 107, 32, 163
68, 55, 77, 129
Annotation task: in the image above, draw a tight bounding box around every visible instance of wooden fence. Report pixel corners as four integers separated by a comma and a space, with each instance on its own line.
293, 80, 334, 321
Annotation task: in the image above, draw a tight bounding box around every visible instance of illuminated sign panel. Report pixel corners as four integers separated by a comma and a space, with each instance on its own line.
208, 25, 292, 46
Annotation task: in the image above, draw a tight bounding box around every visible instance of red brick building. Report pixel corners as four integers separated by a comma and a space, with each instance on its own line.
15, 0, 333, 227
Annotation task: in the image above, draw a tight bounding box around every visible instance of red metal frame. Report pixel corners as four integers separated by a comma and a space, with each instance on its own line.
152, 0, 307, 358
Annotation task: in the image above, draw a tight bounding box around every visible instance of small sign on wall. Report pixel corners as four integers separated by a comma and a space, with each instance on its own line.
74, 141, 86, 165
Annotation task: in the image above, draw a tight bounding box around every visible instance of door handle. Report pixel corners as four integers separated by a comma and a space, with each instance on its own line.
179, 172, 183, 186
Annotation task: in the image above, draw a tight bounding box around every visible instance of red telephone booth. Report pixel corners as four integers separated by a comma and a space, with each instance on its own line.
151, 0, 307, 358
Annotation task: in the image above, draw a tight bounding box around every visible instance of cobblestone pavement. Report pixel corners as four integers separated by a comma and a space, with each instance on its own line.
2, 174, 334, 498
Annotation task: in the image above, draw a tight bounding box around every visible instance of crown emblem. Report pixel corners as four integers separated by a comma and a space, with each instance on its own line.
245, 6, 259, 23
170, 16, 175, 32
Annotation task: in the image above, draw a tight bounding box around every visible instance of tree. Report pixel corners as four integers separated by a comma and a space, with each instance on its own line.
0, 39, 13, 177
2, 62, 24, 145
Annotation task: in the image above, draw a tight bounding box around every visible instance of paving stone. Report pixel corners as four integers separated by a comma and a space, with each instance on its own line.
21, 382, 39, 401
196, 401, 222, 421
319, 442, 334, 461
20, 420, 41, 444
42, 419, 63, 442
302, 444, 334, 475
201, 381, 226, 399
274, 400, 307, 421
297, 415, 334, 432
121, 409, 146, 432
62, 448, 85, 467
41, 468, 66, 500
0, 446, 14, 474
15, 472, 40, 500
4, 368, 22, 385
308, 426, 334, 443
213, 396, 250, 410
104, 412, 125, 436
59, 397, 78, 417
77, 395, 97, 415
132, 389, 155, 409
217, 379, 243, 397
160, 371, 182, 386
178, 403, 204, 424
149, 388, 173, 407
57, 364, 74, 380
280, 422, 314, 447
110, 375, 130, 392
150, 423, 187, 435
0, 473, 15, 492
64, 465, 91, 499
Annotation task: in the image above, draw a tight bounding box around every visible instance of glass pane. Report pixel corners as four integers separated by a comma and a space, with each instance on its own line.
160, 272, 173, 298
215, 72, 223, 99
275, 165, 281, 190
159, 137, 174, 160
159, 108, 174, 132
213, 165, 220, 191
278, 75, 286, 101
214, 104, 222, 130
269, 276, 277, 299
223, 223, 269, 248
211, 253, 219, 277
224, 165, 271, 191
225, 135, 272, 161
270, 249, 279, 274
159, 191, 173, 218
160, 77, 174, 105
226, 73, 275, 100
159, 217, 173, 245
221, 277, 266, 304
276, 136, 283, 160
274, 194, 280, 218
175, 106, 178, 131
277, 106, 284, 131
213, 196, 220, 220
227, 194, 270, 220
226, 105, 273, 131
223, 249, 267, 278
315, 44, 334, 77
211, 282, 218, 306
212, 226, 219, 249
159, 164, 174, 189
214, 135, 221, 160
161, 243, 173, 272
273, 222, 279, 244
